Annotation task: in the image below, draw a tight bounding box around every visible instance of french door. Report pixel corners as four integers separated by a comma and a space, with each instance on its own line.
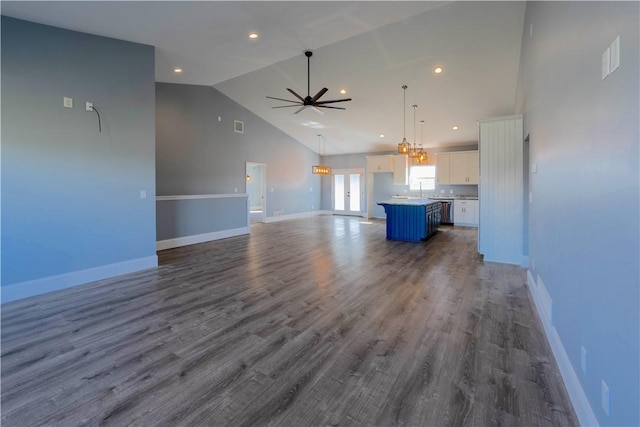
332, 169, 364, 216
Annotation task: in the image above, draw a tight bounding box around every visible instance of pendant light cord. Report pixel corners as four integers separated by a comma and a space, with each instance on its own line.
402, 85, 407, 139
412, 105, 417, 147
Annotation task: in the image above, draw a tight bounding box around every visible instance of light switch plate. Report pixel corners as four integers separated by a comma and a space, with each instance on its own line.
602, 47, 610, 80
610, 36, 620, 73
64, 97, 73, 108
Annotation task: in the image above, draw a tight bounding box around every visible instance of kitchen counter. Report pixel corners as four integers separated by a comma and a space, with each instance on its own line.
392, 195, 478, 200
377, 199, 441, 242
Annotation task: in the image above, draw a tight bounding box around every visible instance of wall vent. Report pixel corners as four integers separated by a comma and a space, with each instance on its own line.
234, 120, 244, 133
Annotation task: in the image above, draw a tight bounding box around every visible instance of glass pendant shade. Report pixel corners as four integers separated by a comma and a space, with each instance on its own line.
397, 85, 410, 154
312, 165, 331, 175
398, 138, 411, 154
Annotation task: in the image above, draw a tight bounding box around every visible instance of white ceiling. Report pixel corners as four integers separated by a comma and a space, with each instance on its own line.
2, 1, 526, 155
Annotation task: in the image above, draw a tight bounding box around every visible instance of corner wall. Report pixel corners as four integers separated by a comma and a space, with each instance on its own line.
516, 3, 639, 425
155, 83, 321, 243
1, 17, 157, 303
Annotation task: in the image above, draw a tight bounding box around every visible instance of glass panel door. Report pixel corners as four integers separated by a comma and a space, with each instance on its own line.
334, 174, 345, 211
332, 169, 364, 216
349, 173, 361, 212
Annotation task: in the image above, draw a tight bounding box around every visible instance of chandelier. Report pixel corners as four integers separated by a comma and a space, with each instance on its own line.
312, 134, 331, 175
397, 85, 411, 154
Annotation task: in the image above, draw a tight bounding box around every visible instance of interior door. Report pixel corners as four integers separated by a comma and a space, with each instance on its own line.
245, 162, 266, 223
332, 169, 364, 216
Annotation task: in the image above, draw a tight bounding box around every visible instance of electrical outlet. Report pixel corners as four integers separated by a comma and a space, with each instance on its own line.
64, 97, 73, 108
85, 101, 93, 111
601, 380, 610, 416
580, 346, 587, 375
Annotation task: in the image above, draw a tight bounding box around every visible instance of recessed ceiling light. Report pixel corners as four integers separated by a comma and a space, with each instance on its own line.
340, 89, 347, 94
379, 134, 385, 138
452, 125, 459, 130
174, 68, 183, 73
434, 66, 443, 74
248, 32, 259, 40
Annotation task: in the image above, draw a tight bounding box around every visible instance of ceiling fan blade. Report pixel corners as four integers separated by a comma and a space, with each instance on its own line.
272, 104, 304, 109
286, 88, 306, 103
266, 96, 301, 104
317, 105, 346, 110
293, 106, 307, 114
311, 106, 325, 115
315, 98, 352, 105
310, 87, 328, 103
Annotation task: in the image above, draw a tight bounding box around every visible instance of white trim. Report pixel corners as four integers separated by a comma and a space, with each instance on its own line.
527, 270, 599, 427
156, 227, 250, 251
156, 194, 248, 201
1, 255, 158, 304
477, 114, 524, 124
265, 211, 332, 223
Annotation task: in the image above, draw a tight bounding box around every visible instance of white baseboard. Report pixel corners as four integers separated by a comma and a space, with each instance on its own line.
265, 211, 331, 223
527, 270, 599, 427
156, 227, 250, 251
1, 255, 158, 304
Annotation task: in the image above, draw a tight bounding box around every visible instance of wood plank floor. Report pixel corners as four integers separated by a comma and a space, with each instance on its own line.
1, 216, 578, 426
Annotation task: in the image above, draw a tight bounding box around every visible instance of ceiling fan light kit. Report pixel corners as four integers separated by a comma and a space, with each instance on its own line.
267, 51, 352, 115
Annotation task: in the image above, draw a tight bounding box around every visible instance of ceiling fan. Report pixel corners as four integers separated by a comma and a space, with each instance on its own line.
266, 51, 352, 114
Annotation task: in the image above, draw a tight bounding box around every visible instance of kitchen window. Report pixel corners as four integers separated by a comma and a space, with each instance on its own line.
409, 165, 436, 191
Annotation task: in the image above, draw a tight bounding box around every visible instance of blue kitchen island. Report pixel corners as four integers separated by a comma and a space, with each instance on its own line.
377, 198, 442, 242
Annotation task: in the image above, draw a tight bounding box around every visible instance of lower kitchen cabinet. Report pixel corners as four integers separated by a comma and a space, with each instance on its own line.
454, 200, 478, 227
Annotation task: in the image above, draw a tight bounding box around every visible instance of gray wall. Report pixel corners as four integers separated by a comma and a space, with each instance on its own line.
1, 17, 157, 294
516, 2, 639, 425
156, 83, 321, 223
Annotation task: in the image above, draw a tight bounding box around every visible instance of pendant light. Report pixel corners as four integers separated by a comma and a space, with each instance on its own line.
409, 104, 418, 158
397, 85, 411, 154
414, 120, 427, 164
312, 134, 331, 175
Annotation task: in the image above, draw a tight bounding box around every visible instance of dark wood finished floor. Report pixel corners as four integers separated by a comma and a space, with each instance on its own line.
1, 216, 578, 426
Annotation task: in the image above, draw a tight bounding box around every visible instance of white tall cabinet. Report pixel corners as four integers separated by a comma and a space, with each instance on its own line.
478, 115, 524, 265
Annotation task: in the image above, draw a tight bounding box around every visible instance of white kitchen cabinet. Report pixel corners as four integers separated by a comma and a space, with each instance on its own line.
454, 199, 478, 227
392, 155, 408, 185
436, 151, 478, 185
436, 153, 451, 185
366, 155, 393, 173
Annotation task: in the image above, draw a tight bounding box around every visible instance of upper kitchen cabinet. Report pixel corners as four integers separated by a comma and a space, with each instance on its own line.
436, 151, 478, 185
436, 153, 451, 185
366, 155, 393, 173
392, 155, 408, 185
366, 154, 407, 185
450, 151, 478, 184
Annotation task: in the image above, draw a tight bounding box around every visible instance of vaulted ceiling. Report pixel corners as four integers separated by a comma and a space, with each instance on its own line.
2, 1, 526, 155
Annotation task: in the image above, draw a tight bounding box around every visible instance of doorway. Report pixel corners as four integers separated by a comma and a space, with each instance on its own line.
246, 162, 266, 224
332, 168, 364, 216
